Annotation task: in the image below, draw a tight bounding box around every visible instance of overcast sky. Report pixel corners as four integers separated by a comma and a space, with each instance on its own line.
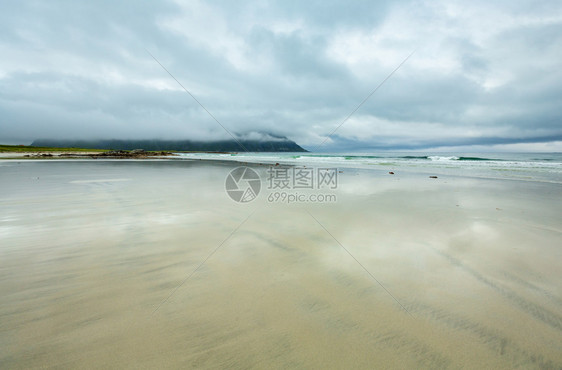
1, 0, 561, 151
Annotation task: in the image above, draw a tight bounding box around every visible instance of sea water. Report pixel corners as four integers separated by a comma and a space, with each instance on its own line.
177, 152, 562, 183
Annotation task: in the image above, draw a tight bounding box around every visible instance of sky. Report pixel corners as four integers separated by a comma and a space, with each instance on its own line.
1, 0, 561, 152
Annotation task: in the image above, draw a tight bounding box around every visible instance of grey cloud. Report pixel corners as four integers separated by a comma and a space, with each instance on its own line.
0, 0, 561, 151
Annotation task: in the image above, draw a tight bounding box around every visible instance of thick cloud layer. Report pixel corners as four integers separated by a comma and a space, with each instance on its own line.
1, 0, 561, 151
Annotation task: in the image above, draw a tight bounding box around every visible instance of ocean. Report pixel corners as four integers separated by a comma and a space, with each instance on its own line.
176, 152, 562, 183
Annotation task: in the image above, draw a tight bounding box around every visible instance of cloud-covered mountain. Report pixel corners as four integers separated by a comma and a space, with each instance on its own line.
32, 133, 307, 152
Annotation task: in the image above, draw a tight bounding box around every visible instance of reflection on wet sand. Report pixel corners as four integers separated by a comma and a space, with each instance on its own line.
1, 160, 561, 368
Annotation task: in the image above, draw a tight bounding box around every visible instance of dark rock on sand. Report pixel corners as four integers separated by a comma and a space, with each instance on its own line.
56, 151, 176, 159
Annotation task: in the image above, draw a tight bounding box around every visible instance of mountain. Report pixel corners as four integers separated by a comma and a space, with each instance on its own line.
31, 136, 307, 152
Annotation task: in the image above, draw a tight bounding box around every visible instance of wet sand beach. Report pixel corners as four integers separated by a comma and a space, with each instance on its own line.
1, 160, 561, 368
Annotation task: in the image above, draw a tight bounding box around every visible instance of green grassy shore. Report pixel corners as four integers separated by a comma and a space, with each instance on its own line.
0, 144, 108, 153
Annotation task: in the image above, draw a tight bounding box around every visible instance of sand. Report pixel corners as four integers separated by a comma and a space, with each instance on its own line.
0, 159, 561, 368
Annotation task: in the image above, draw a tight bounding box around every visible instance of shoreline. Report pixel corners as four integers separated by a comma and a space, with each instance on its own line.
2, 152, 561, 186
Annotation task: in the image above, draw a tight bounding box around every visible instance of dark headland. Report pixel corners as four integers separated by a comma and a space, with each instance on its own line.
32, 136, 308, 152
